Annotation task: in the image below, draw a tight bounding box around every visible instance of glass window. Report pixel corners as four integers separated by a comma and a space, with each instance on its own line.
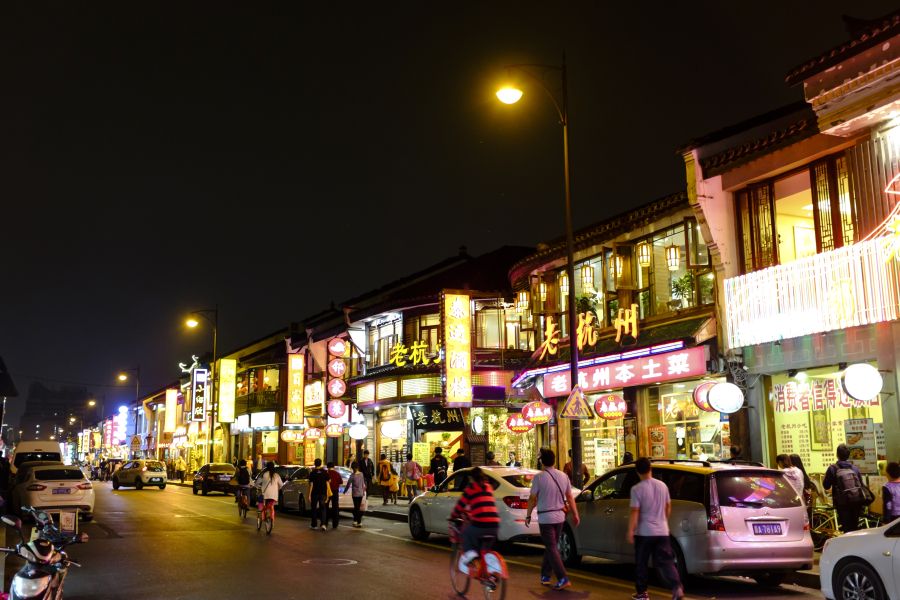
579, 396, 635, 478
33, 469, 85, 481
503, 474, 537, 488
259, 367, 280, 392
591, 471, 626, 500
775, 170, 816, 263
647, 377, 728, 461
236, 371, 250, 397
716, 472, 802, 508
15, 452, 61, 467
666, 471, 704, 503
476, 308, 504, 349
145, 461, 165, 472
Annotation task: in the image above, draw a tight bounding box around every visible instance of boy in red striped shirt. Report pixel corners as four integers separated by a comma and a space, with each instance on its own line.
449, 467, 500, 574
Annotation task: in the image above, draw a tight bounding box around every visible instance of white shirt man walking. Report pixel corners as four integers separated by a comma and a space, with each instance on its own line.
626, 457, 684, 600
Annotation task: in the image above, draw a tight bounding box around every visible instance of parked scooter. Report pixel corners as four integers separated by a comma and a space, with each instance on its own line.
0, 513, 87, 599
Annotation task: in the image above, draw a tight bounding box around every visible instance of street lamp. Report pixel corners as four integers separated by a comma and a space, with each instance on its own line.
186, 306, 218, 463
118, 367, 140, 458
497, 55, 585, 487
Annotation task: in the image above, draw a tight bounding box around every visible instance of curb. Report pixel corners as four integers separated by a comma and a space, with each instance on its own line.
784, 570, 820, 590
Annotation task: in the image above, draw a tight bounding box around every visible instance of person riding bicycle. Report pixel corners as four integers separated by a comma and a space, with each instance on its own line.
257, 461, 284, 523
235, 459, 252, 512
448, 467, 500, 575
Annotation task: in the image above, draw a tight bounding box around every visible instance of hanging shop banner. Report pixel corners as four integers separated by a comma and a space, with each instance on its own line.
281, 430, 304, 442
594, 394, 627, 420
328, 338, 348, 357
286, 354, 305, 425
93, 431, 101, 450
649, 426, 668, 459
327, 400, 346, 419
164, 389, 177, 433
506, 414, 534, 434
328, 378, 346, 398
693, 381, 717, 412
104, 419, 112, 449
305, 428, 322, 441
844, 418, 878, 474
442, 291, 472, 408
522, 401, 552, 425
191, 368, 209, 422
770, 379, 880, 413
113, 408, 128, 445
541, 346, 707, 397
327, 358, 346, 378
325, 424, 343, 438
409, 405, 464, 431
218, 358, 237, 423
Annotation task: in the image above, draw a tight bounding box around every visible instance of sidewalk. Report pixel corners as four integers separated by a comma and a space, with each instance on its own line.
339, 499, 411, 523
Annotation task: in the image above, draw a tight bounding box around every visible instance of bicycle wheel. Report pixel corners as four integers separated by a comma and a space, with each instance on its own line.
450, 547, 470, 596
257, 511, 262, 531
481, 573, 506, 600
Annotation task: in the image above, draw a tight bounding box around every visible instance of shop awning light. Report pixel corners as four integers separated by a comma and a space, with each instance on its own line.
666, 245, 680, 271
559, 273, 569, 295
638, 243, 651, 268
581, 265, 594, 290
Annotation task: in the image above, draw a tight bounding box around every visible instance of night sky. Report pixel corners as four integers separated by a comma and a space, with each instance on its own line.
3, 1, 898, 425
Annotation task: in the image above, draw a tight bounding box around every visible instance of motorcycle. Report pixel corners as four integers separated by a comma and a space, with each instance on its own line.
0, 513, 87, 599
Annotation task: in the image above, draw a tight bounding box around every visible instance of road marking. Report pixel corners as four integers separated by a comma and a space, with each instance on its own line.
358, 527, 699, 599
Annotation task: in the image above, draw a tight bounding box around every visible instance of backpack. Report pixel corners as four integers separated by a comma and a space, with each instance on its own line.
833, 466, 865, 506
237, 468, 250, 486
379, 462, 391, 483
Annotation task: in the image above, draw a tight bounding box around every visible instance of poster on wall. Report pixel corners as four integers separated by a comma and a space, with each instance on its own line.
844, 418, 877, 474
876, 423, 886, 460
649, 426, 667, 459
595, 438, 617, 475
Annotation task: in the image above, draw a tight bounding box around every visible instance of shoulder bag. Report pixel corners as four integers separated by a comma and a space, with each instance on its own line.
537, 471, 569, 516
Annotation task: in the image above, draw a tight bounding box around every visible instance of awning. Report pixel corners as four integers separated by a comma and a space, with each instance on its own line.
466, 435, 488, 445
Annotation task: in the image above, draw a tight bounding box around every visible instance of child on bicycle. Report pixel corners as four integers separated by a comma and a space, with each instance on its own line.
235, 459, 252, 514
448, 467, 500, 574
257, 461, 283, 522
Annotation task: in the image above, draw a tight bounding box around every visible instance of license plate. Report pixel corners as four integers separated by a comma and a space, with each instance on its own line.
339, 487, 344, 493
219, 476, 230, 481
752, 523, 782, 535
150, 478, 161, 482
52, 488, 71, 495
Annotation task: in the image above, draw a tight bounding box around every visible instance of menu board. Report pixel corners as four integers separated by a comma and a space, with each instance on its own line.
844, 419, 877, 474
595, 438, 617, 475
876, 423, 887, 460
413, 442, 430, 467
649, 426, 667, 459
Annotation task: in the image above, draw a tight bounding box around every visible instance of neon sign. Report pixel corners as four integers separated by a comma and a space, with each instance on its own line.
191, 369, 208, 422
218, 358, 237, 423
442, 292, 471, 408
286, 355, 305, 425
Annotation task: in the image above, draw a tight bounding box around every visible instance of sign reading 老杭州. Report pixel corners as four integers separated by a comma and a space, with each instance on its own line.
410, 405, 464, 431
286, 354, 305, 425
442, 291, 471, 408
191, 368, 208, 422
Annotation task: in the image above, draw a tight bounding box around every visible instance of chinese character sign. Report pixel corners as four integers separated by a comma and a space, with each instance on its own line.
218, 358, 237, 424
191, 368, 209, 422
770, 379, 880, 413
613, 304, 639, 343
104, 419, 112, 449
443, 292, 471, 407
164, 389, 177, 433
522, 401, 553, 425
506, 414, 534, 434
594, 394, 627, 420
286, 354, 305, 425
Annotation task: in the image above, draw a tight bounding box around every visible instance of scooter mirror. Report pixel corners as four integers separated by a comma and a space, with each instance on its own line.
73, 533, 88, 543
1, 516, 21, 530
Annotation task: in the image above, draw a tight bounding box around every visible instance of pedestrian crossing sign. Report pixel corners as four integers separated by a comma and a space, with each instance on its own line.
559, 386, 594, 419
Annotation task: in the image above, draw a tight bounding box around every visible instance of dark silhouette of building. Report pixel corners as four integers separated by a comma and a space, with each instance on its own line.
19, 382, 94, 443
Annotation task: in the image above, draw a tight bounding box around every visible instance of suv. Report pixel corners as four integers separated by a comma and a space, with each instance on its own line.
559, 460, 814, 587
112, 460, 167, 490
11, 442, 64, 475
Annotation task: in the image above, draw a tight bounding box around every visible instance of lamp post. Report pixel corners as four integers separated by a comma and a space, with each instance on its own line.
497, 55, 584, 488
118, 367, 140, 458
188, 306, 218, 463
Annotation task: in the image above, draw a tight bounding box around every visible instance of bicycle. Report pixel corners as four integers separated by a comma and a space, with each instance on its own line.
449, 519, 507, 599
811, 505, 884, 550
257, 500, 274, 534
237, 487, 250, 518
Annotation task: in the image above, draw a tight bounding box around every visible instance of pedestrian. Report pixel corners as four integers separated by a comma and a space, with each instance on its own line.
344, 461, 367, 527
776, 454, 805, 498
535, 447, 550, 470
403, 453, 422, 503
254, 454, 266, 478
378, 454, 393, 505
360, 450, 375, 498
308, 458, 330, 531
729, 445, 742, 461
790, 453, 816, 521
525, 449, 580, 591
563, 449, 590, 485
823, 443, 867, 534
882, 462, 900, 524
626, 457, 684, 600
389, 464, 400, 504
450, 467, 500, 575
485, 452, 500, 466
257, 461, 284, 527
453, 448, 471, 472
345, 453, 354, 468
430, 447, 449, 486
176, 456, 187, 484
506, 452, 521, 467
622, 451, 635, 465
327, 462, 342, 529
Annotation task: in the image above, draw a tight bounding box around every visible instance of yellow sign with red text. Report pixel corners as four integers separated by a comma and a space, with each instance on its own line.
286, 354, 305, 425
443, 292, 471, 408
164, 389, 177, 433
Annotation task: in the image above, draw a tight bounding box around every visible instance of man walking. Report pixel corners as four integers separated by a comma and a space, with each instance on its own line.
327, 462, 342, 529
360, 450, 375, 498
430, 447, 449, 486
453, 448, 471, 472
308, 459, 329, 531
525, 450, 579, 591
253, 454, 266, 478
563, 449, 590, 485
626, 458, 683, 600
824, 443, 866, 534
175, 456, 187, 483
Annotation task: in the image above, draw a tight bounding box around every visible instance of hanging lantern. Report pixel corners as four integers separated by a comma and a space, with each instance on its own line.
638, 243, 651, 267
666, 245, 680, 271
609, 255, 623, 280
559, 273, 569, 294
517, 290, 529, 309
539, 282, 547, 302
581, 265, 594, 290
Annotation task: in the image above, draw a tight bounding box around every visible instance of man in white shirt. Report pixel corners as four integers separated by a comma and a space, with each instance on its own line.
525, 450, 580, 591
626, 457, 683, 600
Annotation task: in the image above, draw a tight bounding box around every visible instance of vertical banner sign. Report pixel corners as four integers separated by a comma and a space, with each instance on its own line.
164, 389, 177, 433
191, 368, 209, 422
218, 358, 237, 423
104, 419, 112, 449
442, 291, 472, 408
286, 354, 305, 425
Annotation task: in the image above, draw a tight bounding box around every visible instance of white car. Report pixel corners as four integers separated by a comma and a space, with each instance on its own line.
11, 461, 95, 521
280, 466, 355, 513
408, 466, 578, 542
112, 459, 168, 490
820, 520, 900, 600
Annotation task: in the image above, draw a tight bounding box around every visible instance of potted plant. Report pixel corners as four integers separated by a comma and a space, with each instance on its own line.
670, 274, 694, 309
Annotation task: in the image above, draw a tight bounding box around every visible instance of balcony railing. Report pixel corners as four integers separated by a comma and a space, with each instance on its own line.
236, 390, 283, 415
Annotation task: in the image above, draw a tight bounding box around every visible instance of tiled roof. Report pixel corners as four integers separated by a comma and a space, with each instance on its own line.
677, 101, 809, 154
786, 10, 900, 86
340, 251, 470, 308
700, 117, 818, 178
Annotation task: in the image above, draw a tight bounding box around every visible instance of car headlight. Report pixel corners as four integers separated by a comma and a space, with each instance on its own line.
12, 573, 52, 597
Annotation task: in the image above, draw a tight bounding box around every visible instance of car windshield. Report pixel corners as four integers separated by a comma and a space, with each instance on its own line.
503, 474, 536, 488
210, 465, 235, 473
716, 471, 802, 508
15, 453, 61, 467
145, 461, 165, 472
34, 469, 84, 481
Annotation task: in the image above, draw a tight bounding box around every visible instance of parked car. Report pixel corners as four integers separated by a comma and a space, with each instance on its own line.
247, 465, 300, 505
111, 460, 168, 490
193, 463, 236, 495
10, 461, 94, 521
407, 466, 578, 542
10, 442, 64, 475
819, 520, 900, 600
558, 460, 814, 586
280, 466, 354, 514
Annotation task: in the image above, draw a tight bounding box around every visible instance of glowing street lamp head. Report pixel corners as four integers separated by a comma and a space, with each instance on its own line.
69, 417, 75, 423
187, 319, 199, 328
88, 400, 96, 406
118, 374, 127, 381
497, 88, 523, 104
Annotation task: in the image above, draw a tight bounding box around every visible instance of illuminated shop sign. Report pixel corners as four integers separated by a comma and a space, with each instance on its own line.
594, 394, 627, 420
522, 401, 552, 425
327, 400, 346, 419
218, 358, 237, 423
325, 424, 343, 437
723, 238, 899, 348
104, 419, 112, 448
164, 389, 177, 433
506, 414, 534, 433
389, 340, 440, 366
286, 355, 305, 425
327, 358, 346, 378
191, 369, 208, 422
281, 430, 304, 442
328, 338, 347, 357
442, 292, 471, 408
770, 379, 880, 413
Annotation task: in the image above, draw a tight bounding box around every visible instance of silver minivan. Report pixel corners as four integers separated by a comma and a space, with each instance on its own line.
558, 460, 814, 586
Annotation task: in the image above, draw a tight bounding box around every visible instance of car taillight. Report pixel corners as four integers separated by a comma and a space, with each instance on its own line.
142, 467, 148, 472
78, 483, 92, 490
503, 496, 528, 510
26, 485, 47, 491
707, 474, 725, 531
804, 513, 810, 530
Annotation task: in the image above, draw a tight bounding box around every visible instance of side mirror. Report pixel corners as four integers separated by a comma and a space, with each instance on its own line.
73, 533, 88, 544
577, 490, 592, 503
1, 516, 21, 530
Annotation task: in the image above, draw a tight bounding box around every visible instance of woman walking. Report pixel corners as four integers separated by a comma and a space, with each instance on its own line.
344, 462, 367, 527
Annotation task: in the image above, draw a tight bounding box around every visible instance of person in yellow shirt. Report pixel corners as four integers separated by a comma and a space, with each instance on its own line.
377, 454, 393, 505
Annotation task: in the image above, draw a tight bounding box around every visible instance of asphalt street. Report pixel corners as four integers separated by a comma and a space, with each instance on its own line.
30, 483, 828, 600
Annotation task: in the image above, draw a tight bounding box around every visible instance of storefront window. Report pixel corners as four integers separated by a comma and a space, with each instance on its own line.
259, 367, 281, 392
647, 377, 728, 460
260, 430, 278, 455
581, 392, 636, 477
476, 307, 504, 349
769, 361, 884, 486
236, 371, 249, 397
368, 315, 402, 367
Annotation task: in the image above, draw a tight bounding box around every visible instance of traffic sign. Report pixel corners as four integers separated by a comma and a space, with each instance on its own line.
559, 386, 594, 419
130, 435, 141, 453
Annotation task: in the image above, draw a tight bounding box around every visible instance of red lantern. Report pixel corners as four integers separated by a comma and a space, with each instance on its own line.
305, 428, 322, 441
327, 400, 346, 419
693, 381, 717, 412
506, 414, 534, 434
328, 358, 346, 378
328, 378, 347, 398
594, 394, 627, 420
522, 401, 553, 425
325, 424, 343, 437
328, 338, 347, 357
